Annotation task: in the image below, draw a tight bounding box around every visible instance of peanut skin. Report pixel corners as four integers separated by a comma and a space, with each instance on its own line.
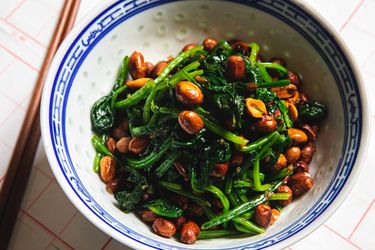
175, 81, 204, 106
287, 172, 313, 196
254, 204, 272, 228
129, 51, 146, 79
277, 185, 293, 207
178, 111, 204, 134
226, 55, 245, 81
203, 38, 218, 52
180, 221, 200, 244
210, 162, 229, 177
152, 218, 176, 238
100, 156, 116, 183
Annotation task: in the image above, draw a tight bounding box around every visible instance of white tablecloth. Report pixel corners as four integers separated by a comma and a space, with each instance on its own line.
0, 0, 374, 249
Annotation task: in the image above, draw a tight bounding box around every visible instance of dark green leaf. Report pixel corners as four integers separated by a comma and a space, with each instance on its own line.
143, 199, 183, 218
90, 96, 115, 134
298, 101, 327, 123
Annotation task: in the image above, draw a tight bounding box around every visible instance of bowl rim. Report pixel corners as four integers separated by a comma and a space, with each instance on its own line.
40, 0, 370, 249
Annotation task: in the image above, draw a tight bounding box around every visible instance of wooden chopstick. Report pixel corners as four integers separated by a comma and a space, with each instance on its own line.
0, 0, 80, 248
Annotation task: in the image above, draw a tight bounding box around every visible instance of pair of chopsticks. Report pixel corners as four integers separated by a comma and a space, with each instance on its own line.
0, 0, 81, 248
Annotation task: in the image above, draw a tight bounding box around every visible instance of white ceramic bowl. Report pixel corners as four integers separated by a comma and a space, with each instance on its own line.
41, 0, 370, 249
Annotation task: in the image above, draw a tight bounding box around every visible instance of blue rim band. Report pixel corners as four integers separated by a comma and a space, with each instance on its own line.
48, 0, 361, 249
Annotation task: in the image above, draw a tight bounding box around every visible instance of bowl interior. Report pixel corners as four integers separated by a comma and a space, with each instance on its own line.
43, 0, 361, 249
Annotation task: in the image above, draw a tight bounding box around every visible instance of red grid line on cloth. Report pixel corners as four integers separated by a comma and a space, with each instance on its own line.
323, 225, 362, 250
33, 15, 56, 47
0, 58, 14, 75
57, 211, 78, 235
4, 0, 27, 20
350, 22, 375, 39
101, 237, 113, 250
361, 49, 375, 67
0, 43, 39, 72
340, 0, 365, 32
36, 0, 60, 12
0, 106, 20, 127
0, 92, 27, 111
25, 178, 54, 211
348, 199, 375, 239
0, 18, 48, 49
44, 211, 79, 250
20, 209, 75, 249
36, 166, 54, 180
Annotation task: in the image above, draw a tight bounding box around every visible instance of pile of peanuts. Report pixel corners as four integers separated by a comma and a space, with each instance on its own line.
96, 37, 321, 244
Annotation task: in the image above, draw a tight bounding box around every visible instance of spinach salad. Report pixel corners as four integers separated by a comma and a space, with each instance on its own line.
90, 38, 327, 244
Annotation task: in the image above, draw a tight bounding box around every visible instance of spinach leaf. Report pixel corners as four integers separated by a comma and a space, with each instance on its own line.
90, 96, 115, 134
115, 185, 143, 213
298, 101, 327, 123
143, 199, 183, 218
196, 139, 232, 188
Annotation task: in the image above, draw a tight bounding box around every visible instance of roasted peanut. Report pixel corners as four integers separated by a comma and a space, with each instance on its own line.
210, 162, 229, 177
145, 61, 154, 77
271, 154, 287, 173
301, 142, 316, 164
246, 82, 257, 92
254, 116, 278, 132
171, 194, 189, 210
226, 55, 245, 81
271, 84, 298, 99
180, 221, 200, 244
245, 98, 268, 118
129, 51, 146, 79
287, 70, 301, 88
270, 208, 281, 225
285, 146, 301, 164
141, 210, 159, 223
254, 204, 272, 228
287, 103, 298, 122
174, 161, 189, 181
178, 111, 204, 134
126, 77, 152, 89
301, 123, 319, 141
230, 150, 244, 166
194, 75, 208, 84
111, 127, 127, 140
276, 185, 293, 207
203, 37, 218, 52
100, 156, 116, 183
299, 92, 310, 102
271, 108, 282, 120
182, 43, 197, 51
294, 161, 309, 173
287, 172, 313, 196
106, 137, 116, 154
152, 218, 176, 238
116, 136, 131, 153
128, 136, 149, 154
105, 179, 118, 194
152, 61, 168, 78
232, 41, 249, 54
175, 216, 187, 231
186, 204, 204, 217
288, 128, 308, 145
175, 81, 204, 106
